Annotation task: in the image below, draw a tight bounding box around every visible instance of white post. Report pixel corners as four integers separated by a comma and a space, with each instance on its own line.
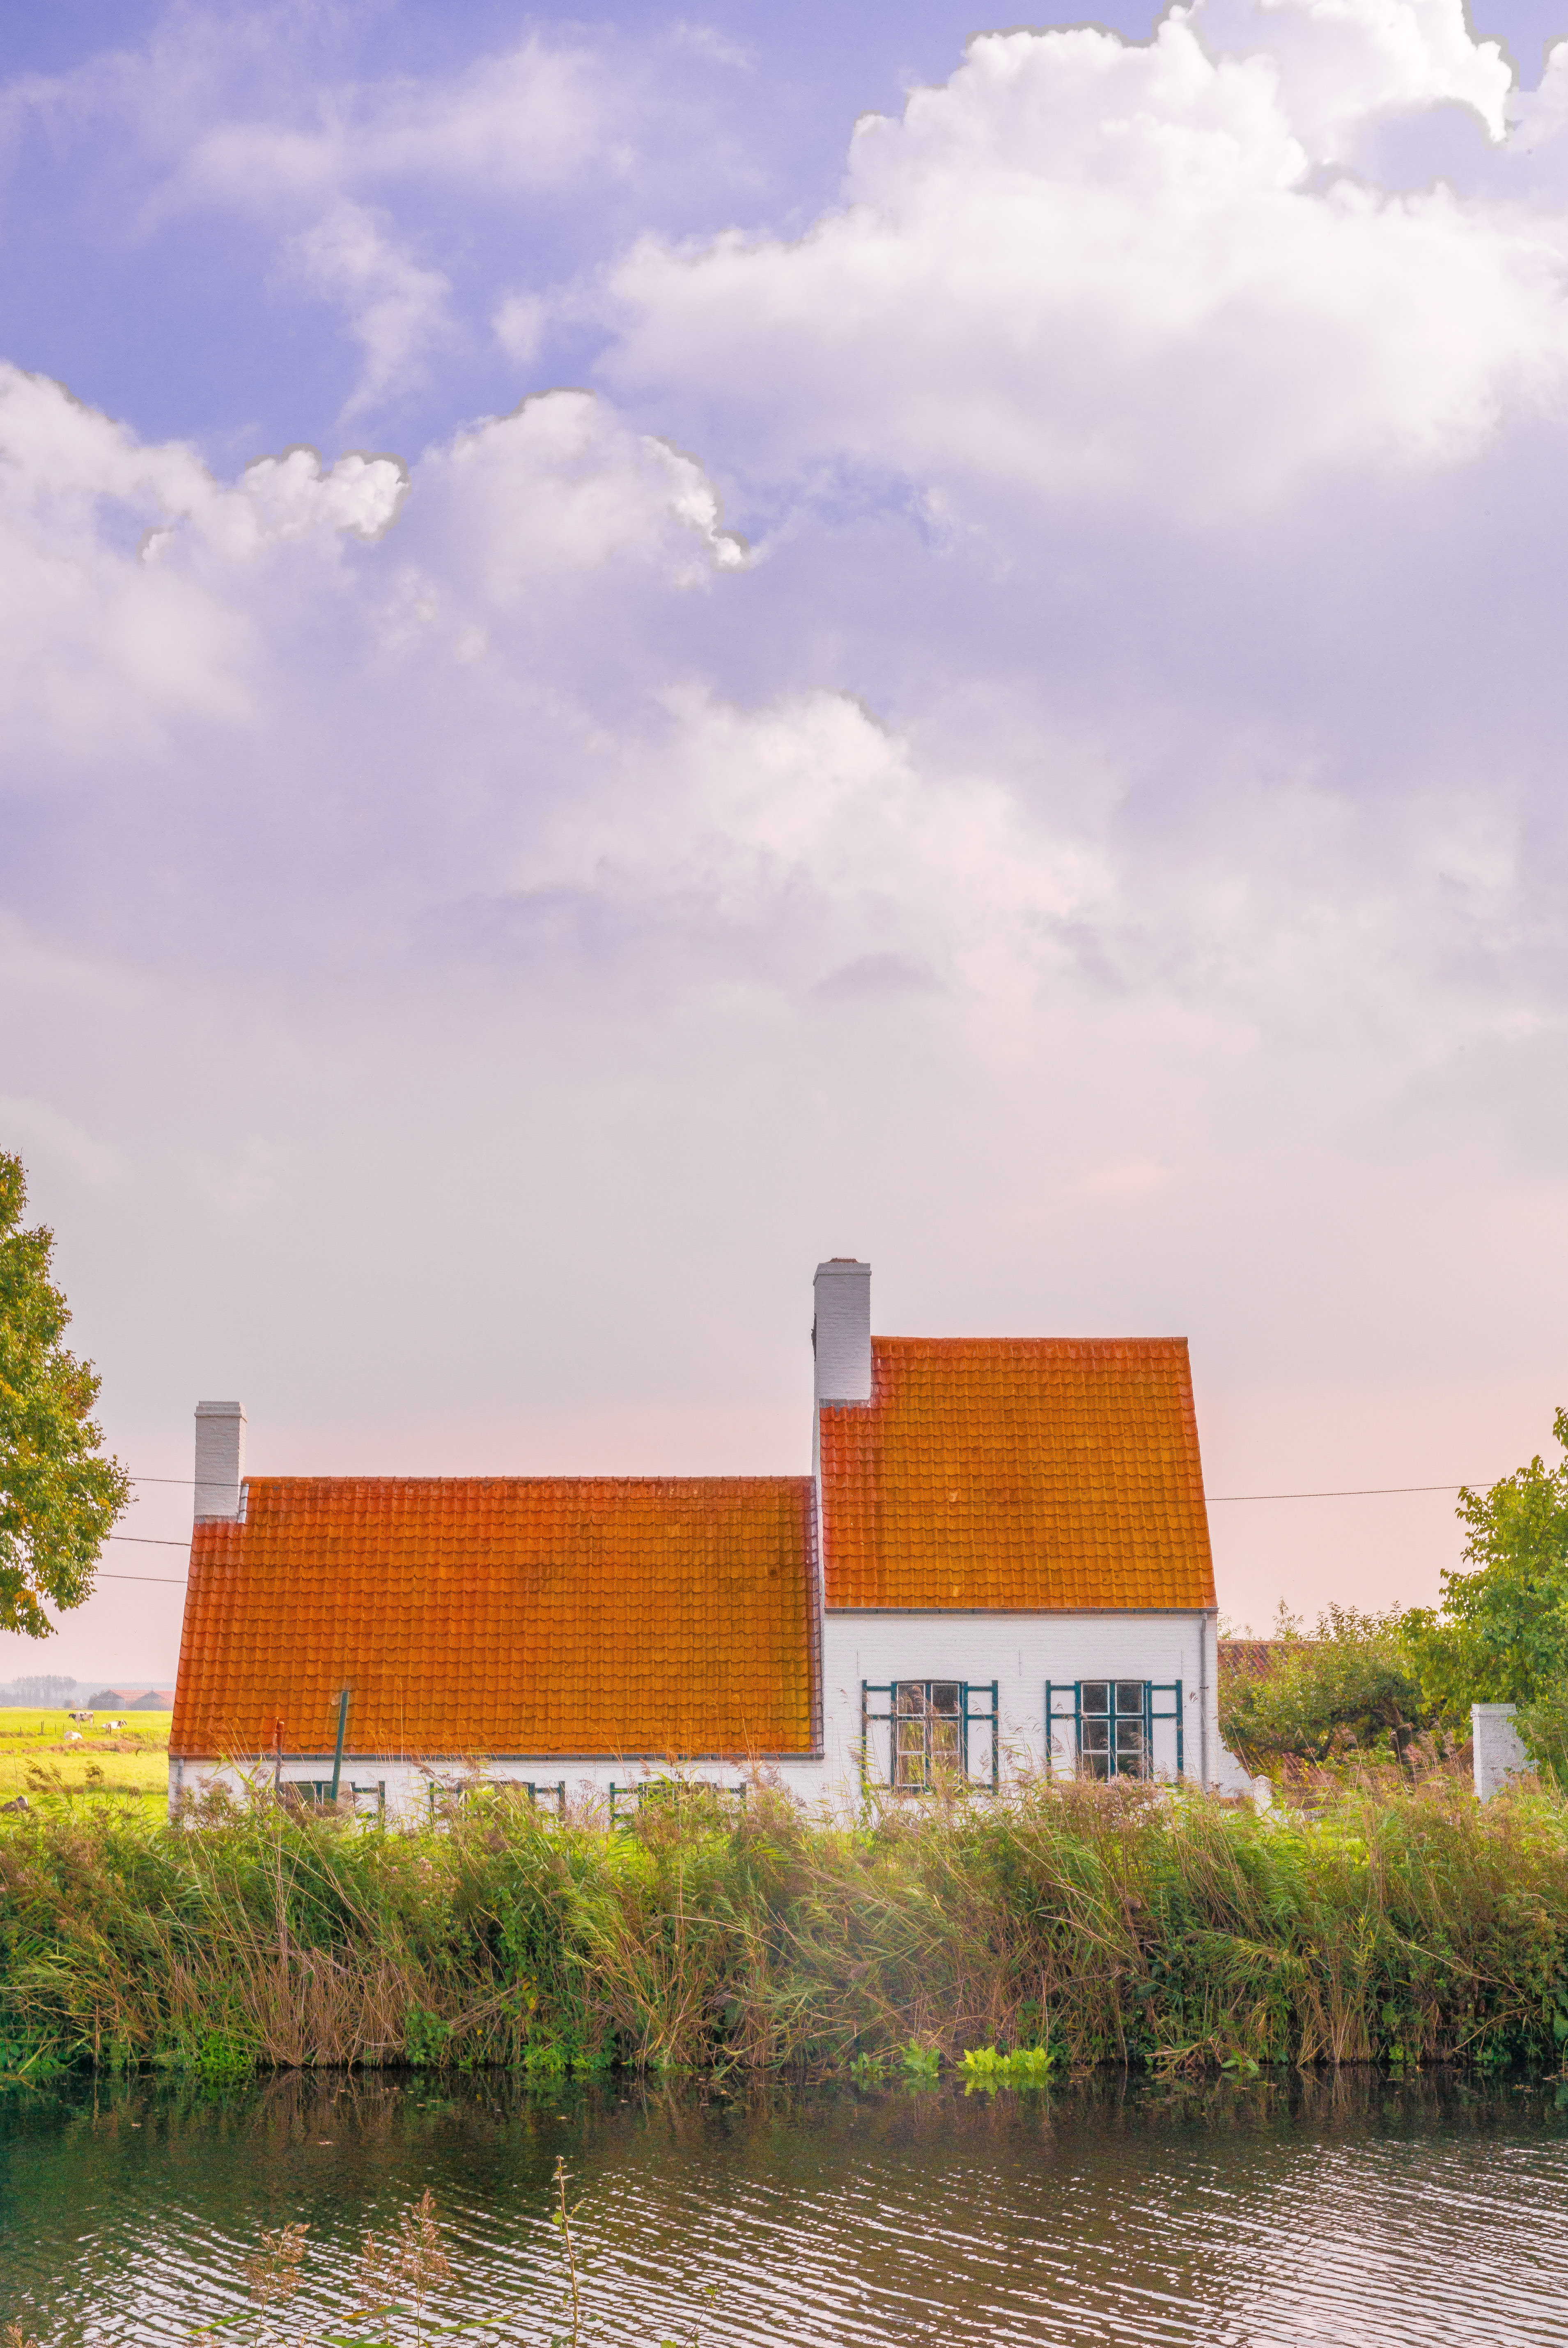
1472, 1702, 1527, 1800
194, 1401, 246, 1521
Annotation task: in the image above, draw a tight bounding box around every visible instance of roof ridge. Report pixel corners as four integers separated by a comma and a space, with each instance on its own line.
239, 1472, 815, 1488
870, 1333, 1191, 1348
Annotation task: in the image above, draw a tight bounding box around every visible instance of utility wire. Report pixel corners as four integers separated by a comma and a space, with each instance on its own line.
127, 1472, 1486, 1505
1207, 1482, 1468, 1502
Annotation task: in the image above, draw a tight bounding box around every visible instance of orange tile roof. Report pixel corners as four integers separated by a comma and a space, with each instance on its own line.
171, 1476, 816, 1762
819, 1338, 1214, 1611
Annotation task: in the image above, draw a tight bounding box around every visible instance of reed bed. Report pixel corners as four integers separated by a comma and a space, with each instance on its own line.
0, 1773, 1564, 2081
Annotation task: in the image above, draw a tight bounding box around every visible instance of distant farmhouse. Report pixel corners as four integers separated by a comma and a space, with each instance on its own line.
168, 1262, 1244, 1813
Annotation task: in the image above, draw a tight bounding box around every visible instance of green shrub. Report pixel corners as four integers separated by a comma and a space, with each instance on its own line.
1220, 1605, 1431, 1769
1517, 1682, 1568, 1792
959, 2044, 1054, 2087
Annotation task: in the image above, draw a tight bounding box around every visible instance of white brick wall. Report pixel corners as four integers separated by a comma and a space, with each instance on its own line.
821, 1608, 1225, 1789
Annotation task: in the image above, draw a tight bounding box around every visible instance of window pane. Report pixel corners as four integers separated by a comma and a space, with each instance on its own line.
894, 1718, 927, 1787
1116, 1720, 1146, 1755
895, 1683, 924, 1716
1081, 1681, 1110, 1714
1084, 1751, 1112, 1780
1082, 1718, 1109, 1753
1116, 1681, 1145, 1715
931, 1683, 961, 1717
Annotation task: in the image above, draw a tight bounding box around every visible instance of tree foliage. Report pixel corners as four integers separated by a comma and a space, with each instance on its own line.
1514, 1682, 1568, 1794
1219, 1604, 1431, 1769
0, 1152, 129, 1635
1403, 1410, 1568, 1725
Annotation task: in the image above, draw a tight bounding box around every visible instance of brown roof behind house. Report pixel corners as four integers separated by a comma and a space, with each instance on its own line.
171, 1475, 817, 1762
1218, 1639, 1315, 1681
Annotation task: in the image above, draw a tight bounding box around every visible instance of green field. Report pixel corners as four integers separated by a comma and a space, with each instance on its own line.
0, 1708, 170, 1801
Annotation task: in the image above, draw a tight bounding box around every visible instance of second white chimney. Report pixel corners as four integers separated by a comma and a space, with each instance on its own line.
194, 1400, 247, 1521
813, 1259, 872, 1404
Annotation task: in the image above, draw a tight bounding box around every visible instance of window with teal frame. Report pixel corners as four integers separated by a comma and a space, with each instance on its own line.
608, 1780, 747, 1826
860, 1680, 999, 1791
290, 1779, 385, 1811
426, 1778, 565, 1817
1045, 1680, 1183, 1780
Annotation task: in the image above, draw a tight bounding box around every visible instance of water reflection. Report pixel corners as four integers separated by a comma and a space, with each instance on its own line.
2, 2070, 1566, 2345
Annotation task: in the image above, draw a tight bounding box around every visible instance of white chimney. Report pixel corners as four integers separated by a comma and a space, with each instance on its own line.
813, 1259, 872, 1405
194, 1401, 247, 1521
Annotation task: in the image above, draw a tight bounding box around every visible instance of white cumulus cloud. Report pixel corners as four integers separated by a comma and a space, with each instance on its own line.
288, 202, 454, 423
605, 0, 1568, 511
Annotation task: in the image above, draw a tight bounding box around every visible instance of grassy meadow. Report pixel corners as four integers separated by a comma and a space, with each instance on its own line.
1, 1768, 1566, 2084
0, 1708, 170, 1802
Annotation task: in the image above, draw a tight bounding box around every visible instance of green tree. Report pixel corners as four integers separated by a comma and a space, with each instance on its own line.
0, 1152, 129, 1635
1220, 1603, 1430, 1769
1403, 1410, 1568, 1722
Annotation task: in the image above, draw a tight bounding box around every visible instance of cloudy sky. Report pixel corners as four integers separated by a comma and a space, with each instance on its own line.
7, 0, 1568, 1684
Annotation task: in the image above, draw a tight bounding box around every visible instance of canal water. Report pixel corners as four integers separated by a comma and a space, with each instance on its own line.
2, 2071, 1566, 2345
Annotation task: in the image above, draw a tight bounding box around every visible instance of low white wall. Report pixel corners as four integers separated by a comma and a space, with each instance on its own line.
1472, 1702, 1528, 1801
169, 1752, 837, 1825
820, 1608, 1226, 1788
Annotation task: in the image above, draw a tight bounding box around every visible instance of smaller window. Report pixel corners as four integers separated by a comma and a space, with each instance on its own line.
288, 1778, 384, 1812
608, 1779, 746, 1826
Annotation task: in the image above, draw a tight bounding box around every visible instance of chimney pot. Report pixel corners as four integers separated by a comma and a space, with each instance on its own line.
194, 1401, 246, 1521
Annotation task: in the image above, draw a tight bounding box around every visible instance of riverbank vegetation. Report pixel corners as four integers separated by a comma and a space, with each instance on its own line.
1, 1769, 1565, 2085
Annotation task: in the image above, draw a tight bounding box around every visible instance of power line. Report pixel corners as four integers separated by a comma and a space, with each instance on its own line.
107, 1535, 188, 1548
98, 1573, 187, 1586
1208, 1482, 1469, 1502
122, 1477, 1482, 1512
131, 1465, 1483, 1502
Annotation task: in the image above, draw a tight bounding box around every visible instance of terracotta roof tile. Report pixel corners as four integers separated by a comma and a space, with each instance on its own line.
820, 1337, 1214, 1611
171, 1476, 816, 1762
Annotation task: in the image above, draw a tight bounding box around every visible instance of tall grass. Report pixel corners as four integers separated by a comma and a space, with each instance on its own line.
1, 1774, 1565, 2080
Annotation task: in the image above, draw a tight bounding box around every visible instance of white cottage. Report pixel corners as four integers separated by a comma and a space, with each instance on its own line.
169, 1262, 1235, 1814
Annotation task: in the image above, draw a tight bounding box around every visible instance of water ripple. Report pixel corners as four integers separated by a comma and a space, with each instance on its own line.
2, 2077, 1566, 2346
